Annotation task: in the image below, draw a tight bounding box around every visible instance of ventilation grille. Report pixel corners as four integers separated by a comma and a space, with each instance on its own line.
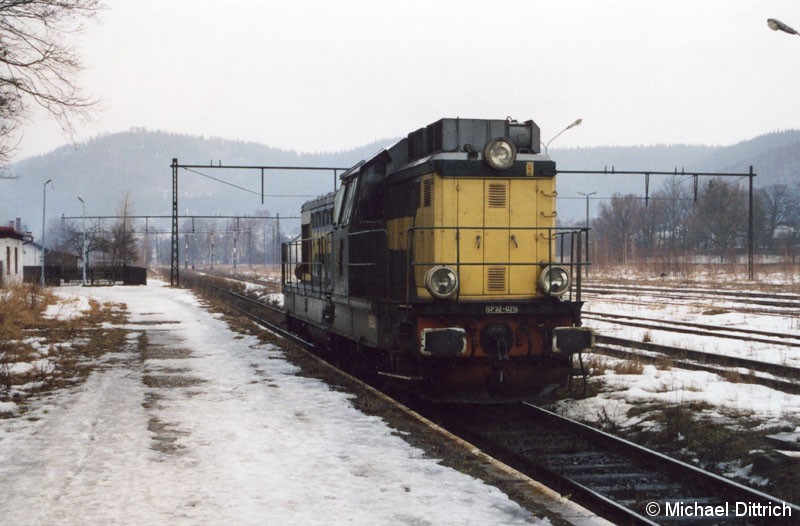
423, 179, 432, 207
487, 184, 507, 208
414, 179, 433, 209
486, 266, 507, 292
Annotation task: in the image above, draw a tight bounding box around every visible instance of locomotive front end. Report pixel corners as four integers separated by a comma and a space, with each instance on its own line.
283, 117, 593, 403
387, 118, 593, 401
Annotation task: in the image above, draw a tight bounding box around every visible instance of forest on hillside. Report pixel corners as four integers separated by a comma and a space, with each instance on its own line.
7, 128, 800, 275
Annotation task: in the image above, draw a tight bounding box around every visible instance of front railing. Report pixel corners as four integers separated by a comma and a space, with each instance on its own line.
405, 225, 590, 303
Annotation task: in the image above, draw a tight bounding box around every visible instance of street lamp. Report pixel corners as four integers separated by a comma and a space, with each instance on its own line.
543, 118, 583, 155
767, 18, 799, 36
41, 179, 53, 287
78, 196, 87, 286
578, 191, 597, 228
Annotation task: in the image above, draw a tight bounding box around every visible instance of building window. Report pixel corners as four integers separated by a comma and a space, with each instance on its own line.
14, 247, 18, 274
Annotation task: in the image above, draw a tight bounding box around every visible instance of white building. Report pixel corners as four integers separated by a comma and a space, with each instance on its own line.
0, 226, 25, 287
23, 240, 44, 268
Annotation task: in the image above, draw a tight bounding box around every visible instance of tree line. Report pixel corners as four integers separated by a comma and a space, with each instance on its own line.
45, 177, 800, 275
587, 177, 800, 268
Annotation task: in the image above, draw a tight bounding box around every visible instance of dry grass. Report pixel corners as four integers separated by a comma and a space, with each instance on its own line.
0, 283, 127, 415
0, 283, 56, 337
584, 354, 645, 376
722, 369, 758, 385
613, 359, 645, 375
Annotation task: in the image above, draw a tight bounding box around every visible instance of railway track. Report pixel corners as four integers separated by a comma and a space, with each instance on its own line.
185, 274, 610, 523
581, 310, 800, 394
583, 284, 800, 317
592, 337, 800, 395
188, 273, 799, 525
429, 402, 799, 525
584, 310, 800, 348
584, 284, 800, 307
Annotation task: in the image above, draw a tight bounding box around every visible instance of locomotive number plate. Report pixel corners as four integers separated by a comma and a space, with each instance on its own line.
486, 306, 518, 314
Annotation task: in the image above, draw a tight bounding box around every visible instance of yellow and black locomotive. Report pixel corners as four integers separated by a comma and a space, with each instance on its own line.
283, 118, 592, 402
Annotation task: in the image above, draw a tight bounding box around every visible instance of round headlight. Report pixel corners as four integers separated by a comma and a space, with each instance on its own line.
483, 138, 517, 170
425, 266, 459, 299
538, 265, 571, 297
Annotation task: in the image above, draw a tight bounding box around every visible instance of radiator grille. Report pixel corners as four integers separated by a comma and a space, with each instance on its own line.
487, 183, 507, 208
414, 179, 433, 208
423, 179, 432, 207
486, 266, 507, 292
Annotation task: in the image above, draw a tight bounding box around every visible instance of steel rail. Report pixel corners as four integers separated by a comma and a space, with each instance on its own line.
583, 285, 800, 309
521, 403, 800, 524
595, 334, 800, 380
593, 344, 800, 395
584, 310, 800, 347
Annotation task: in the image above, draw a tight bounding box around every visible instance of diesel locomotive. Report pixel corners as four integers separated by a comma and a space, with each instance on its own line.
282, 118, 593, 402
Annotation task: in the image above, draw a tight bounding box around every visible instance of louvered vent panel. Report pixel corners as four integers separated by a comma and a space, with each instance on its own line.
423, 179, 433, 207
487, 184, 507, 208
486, 266, 506, 292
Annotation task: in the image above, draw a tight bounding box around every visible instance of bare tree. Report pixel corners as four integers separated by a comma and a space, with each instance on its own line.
95, 193, 138, 265
0, 0, 101, 164
688, 179, 747, 260
58, 218, 101, 265
593, 193, 644, 266
756, 184, 795, 252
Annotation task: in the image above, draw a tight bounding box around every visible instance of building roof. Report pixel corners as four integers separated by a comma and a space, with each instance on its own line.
0, 226, 25, 241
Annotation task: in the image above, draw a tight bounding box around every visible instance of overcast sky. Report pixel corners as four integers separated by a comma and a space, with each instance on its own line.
13, 0, 800, 161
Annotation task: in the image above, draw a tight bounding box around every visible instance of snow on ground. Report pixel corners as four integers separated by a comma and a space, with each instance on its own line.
583, 294, 800, 368
0, 281, 547, 525
553, 363, 800, 430
43, 293, 93, 320
557, 285, 800, 432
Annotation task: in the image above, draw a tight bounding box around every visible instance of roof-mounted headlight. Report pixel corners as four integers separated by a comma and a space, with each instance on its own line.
539, 265, 571, 297
425, 266, 459, 299
484, 138, 517, 170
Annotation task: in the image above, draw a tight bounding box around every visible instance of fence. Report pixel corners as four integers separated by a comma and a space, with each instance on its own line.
23, 265, 148, 286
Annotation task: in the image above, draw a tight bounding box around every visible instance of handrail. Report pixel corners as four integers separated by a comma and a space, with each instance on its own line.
283, 225, 590, 303
282, 228, 389, 298
405, 225, 589, 302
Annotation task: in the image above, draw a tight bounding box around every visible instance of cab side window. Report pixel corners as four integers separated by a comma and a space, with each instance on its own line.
354, 163, 385, 223
339, 178, 359, 226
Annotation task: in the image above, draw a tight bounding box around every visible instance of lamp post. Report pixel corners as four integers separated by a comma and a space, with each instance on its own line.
543, 118, 583, 155
41, 179, 53, 287
767, 18, 799, 36
78, 196, 87, 286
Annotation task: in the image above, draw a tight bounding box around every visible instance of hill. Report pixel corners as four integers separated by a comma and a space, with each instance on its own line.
550, 129, 800, 221
1, 129, 395, 233
2, 127, 799, 230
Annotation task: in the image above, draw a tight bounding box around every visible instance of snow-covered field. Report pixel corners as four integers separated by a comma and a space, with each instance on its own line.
0, 281, 548, 525
553, 285, 800, 454
584, 292, 800, 367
